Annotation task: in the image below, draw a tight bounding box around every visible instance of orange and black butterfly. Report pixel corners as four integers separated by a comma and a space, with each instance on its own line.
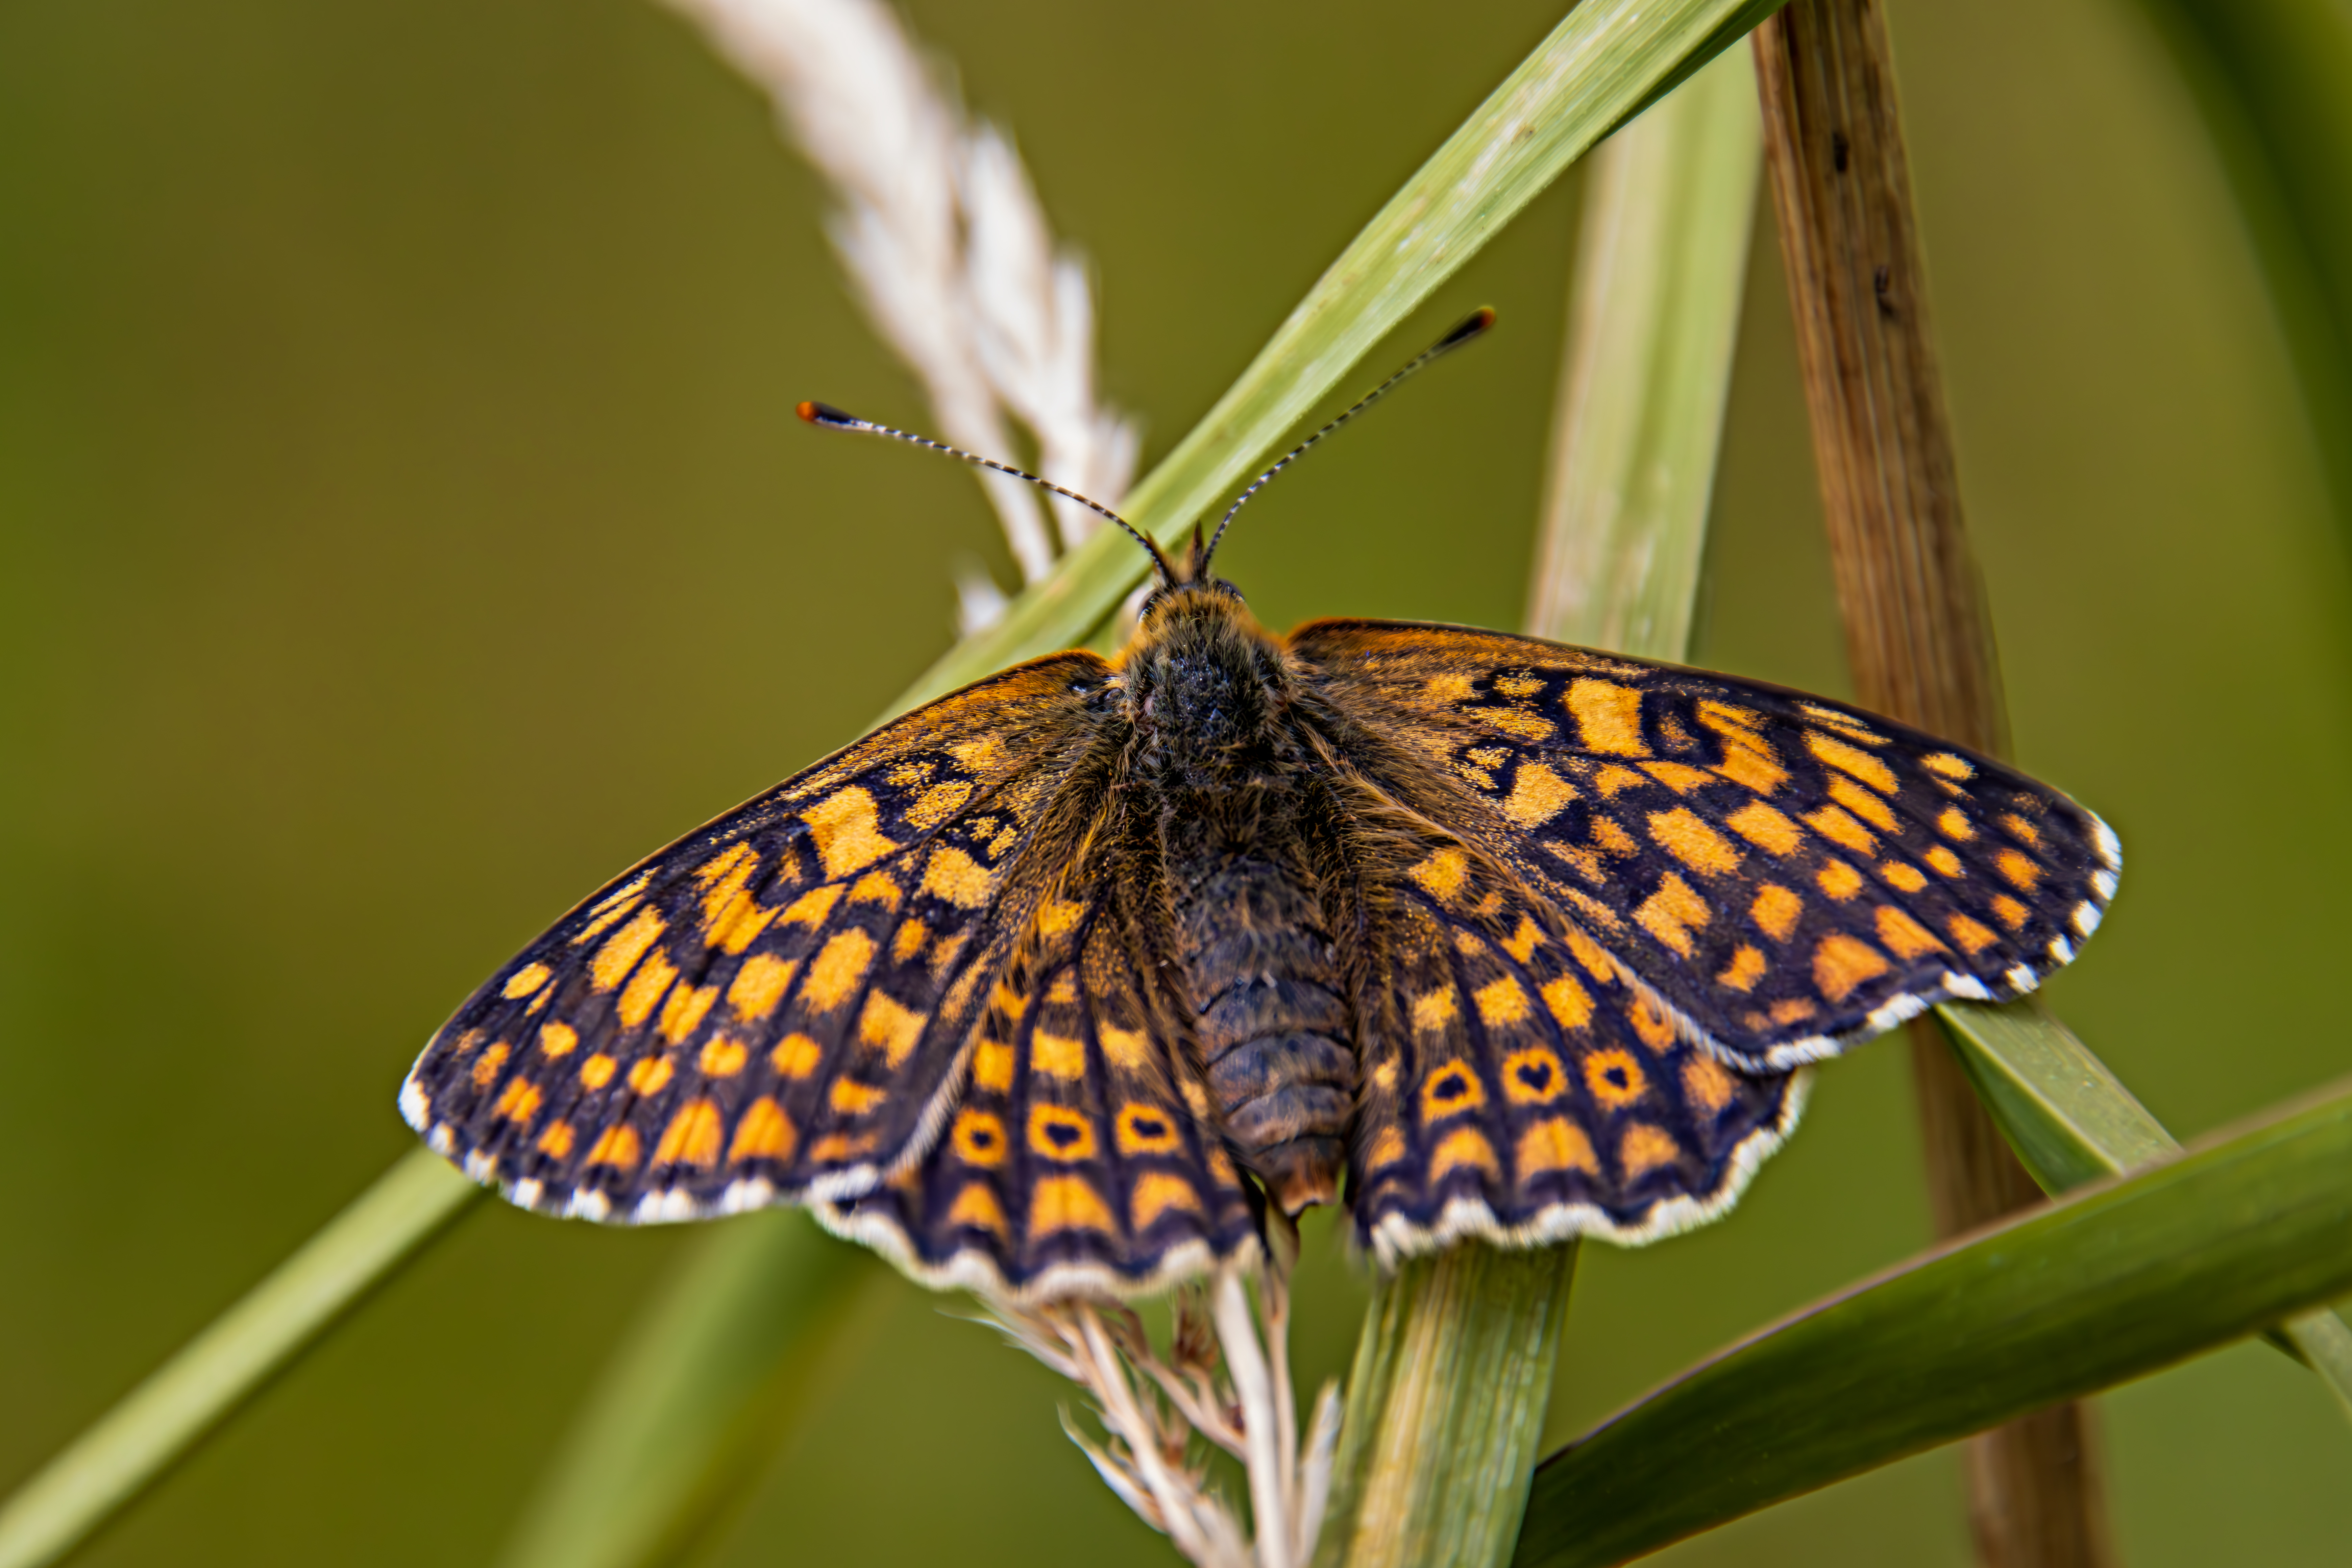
401, 312, 2117, 1300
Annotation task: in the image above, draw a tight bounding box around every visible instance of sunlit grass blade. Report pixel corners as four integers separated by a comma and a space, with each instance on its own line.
1937, 998, 2352, 1418
1314, 45, 1763, 1568
0, 1149, 479, 1568
495, 1212, 879, 1568
1512, 1078, 2352, 1568
893, 0, 1784, 712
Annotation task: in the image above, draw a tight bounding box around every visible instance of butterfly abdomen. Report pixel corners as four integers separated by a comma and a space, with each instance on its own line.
1128, 590, 1360, 1214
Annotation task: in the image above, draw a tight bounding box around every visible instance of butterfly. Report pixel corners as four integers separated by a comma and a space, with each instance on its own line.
400, 312, 2118, 1301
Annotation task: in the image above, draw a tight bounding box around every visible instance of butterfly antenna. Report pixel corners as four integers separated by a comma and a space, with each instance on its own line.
795, 403, 1178, 587
1196, 307, 1495, 577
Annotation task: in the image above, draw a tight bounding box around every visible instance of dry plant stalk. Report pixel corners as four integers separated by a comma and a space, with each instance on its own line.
1750, 5, 2114, 1565
982, 1226, 1338, 1568
663, 0, 1137, 630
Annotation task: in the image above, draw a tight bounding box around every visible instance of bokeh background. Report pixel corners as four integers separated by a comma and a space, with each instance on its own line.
6, 0, 2352, 1563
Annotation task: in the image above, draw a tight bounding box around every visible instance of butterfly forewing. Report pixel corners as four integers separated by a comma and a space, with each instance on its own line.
823, 813, 1261, 1299
400, 653, 1117, 1221
1293, 620, 2119, 1072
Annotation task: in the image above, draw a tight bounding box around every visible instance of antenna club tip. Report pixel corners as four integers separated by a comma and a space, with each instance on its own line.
1440, 307, 1497, 348
797, 400, 859, 428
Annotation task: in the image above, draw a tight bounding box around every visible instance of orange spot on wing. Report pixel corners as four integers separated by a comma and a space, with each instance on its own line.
1635, 872, 1711, 955
1563, 924, 1617, 979
1751, 883, 1802, 942
503, 963, 552, 999
658, 983, 718, 1044
654, 1100, 724, 1167
494, 1078, 542, 1123
1828, 774, 1897, 830
1806, 731, 1896, 792
1875, 905, 1947, 959
1409, 847, 1471, 901
1367, 1126, 1409, 1170
1627, 995, 1677, 1051
1716, 945, 1767, 992
1948, 913, 2000, 954
1804, 805, 1878, 856
952, 1109, 1007, 1167
538, 1023, 578, 1058
1517, 1118, 1600, 1176
848, 872, 902, 909
617, 949, 678, 1030
780, 885, 844, 928
590, 909, 667, 993
727, 955, 797, 1022
1991, 895, 2031, 930
1926, 844, 1964, 877
1812, 934, 1891, 1002
537, 1121, 575, 1159
1938, 808, 1975, 841
728, 1098, 794, 1161
1503, 761, 1579, 826
1028, 1104, 1098, 1161
1725, 799, 1803, 855
1031, 1176, 1115, 1235
947, 1182, 1010, 1237
828, 1078, 886, 1115
1031, 1029, 1086, 1080
1503, 916, 1545, 963
1593, 765, 1649, 799
1648, 808, 1741, 876
1501, 1048, 1568, 1105
1923, 752, 1974, 779
627, 1056, 673, 1096
767, 1034, 819, 1079
1996, 850, 2042, 891
801, 787, 900, 878
857, 992, 928, 1067
2001, 813, 2042, 847
1816, 860, 1864, 900
1880, 861, 1928, 892
921, 846, 994, 909
1099, 1026, 1151, 1071
1131, 1172, 1202, 1229
1681, 1057, 1736, 1114
1569, 679, 1649, 756
1541, 975, 1594, 1030
1115, 1103, 1182, 1155
905, 780, 974, 830
1419, 1061, 1487, 1122
1431, 1126, 1501, 1179
1474, 976, 1531, 1027
1413, 987, 1460, 1035
698, 1037, 747, 1077
803, 929, 876, 1012
1584, 1049, 1648, 1108
1640, 761, 1715, 793
972, 1040, 1014, 1093
586, 1124, 640, 1169
471, 1042, 511, 1089
580, 1053, 617, 1090
1619, 1123, 1680, 1178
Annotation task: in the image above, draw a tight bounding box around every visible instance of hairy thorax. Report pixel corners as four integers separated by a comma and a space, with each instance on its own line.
1122, 589, 1355, 1213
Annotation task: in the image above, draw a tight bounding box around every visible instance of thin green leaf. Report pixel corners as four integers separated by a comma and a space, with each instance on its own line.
495, 1213, 879, 1568
1512, 1078, 2352, 1568
1937, 998, 2352, 1417
1317, 45, 1763, 1568
0, 1149, 479, 1568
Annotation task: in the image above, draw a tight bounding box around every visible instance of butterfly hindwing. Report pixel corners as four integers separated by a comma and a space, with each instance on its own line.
399, 653, 1120, 1222
1293, 620, 2119, 1071
824, 811, 1261, 1299
1332, 785, 1804, 1262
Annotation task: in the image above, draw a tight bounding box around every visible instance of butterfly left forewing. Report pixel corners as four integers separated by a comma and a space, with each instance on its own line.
823, 815, 1261, 1299
1292, 620, 2118, 1071
402, 653, 1118, 1222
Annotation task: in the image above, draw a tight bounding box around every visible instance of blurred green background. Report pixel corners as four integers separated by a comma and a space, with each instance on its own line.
5, 0, 2351, 1563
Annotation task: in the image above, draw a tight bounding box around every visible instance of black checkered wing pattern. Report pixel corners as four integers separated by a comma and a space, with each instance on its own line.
399, 653, 1120, 1223
1292, 620, 2119, 1072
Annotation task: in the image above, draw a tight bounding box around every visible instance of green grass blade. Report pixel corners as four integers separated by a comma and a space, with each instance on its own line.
892, 0, 1782, 713
1512, 1079, 2352, 1567
1937, 998, 2352, 1417
0, 1149, 479, 1568
495, 1213, 877, 1568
